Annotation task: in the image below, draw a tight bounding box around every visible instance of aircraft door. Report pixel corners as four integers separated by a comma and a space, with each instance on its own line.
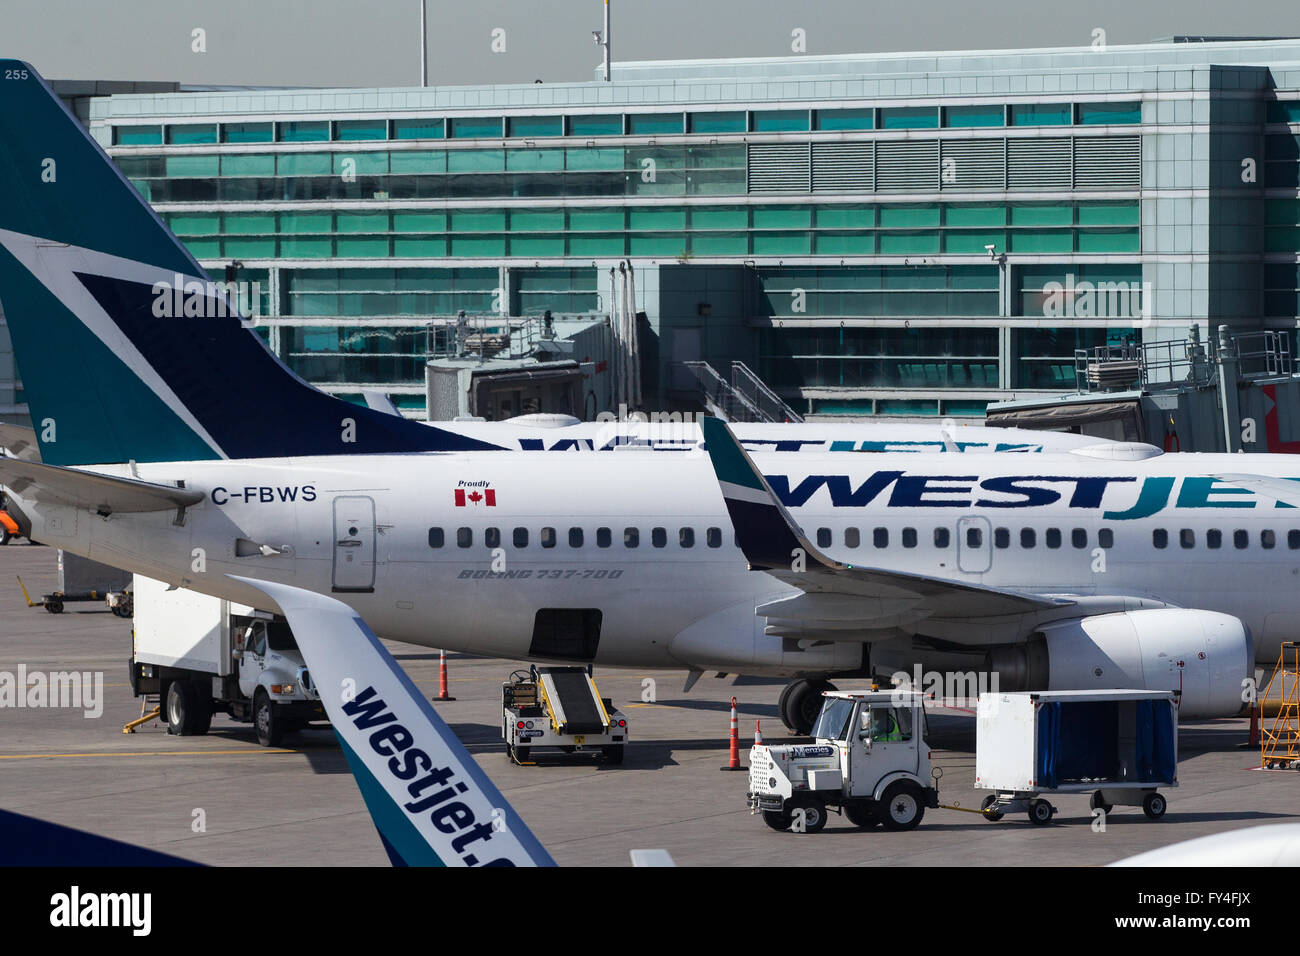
956, 515, 992, 573
332, 495, 376, 593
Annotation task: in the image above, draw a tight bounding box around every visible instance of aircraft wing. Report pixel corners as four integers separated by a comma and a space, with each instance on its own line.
0, 421, 40, 461
700, 417, 1071, 625
0, 457, 204, 514
232, 576, 555, 868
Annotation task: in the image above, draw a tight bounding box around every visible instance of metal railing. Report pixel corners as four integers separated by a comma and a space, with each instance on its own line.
1236, 330, 1293, 380
730, 361, 804, 423
678, 361, 764, 422
1074, 337, 1215, 393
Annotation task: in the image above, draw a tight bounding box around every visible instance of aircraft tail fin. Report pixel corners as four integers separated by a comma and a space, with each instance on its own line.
0, 60, 502, 466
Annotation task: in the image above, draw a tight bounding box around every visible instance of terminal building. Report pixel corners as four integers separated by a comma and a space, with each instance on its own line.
3, 37, 1300, 424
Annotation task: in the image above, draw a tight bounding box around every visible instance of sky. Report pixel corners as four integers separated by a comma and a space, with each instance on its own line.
2, 0, 1298, 89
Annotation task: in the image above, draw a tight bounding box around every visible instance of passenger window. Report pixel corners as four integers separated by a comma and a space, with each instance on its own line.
428, 528, 444, 549
706, 527, 722, 548
569, 527, 584, 548
1262, 529, 1276, 549
873, 528, 889, 548
934, 527, 950, 548
624, 527, 639, 548
845, 527, 860, 548
1234, 529, 1248, 549
513, 527, 529, 548
652, 527, 667, 548
1072, 529, 1087, 549
1098, 528, 1113, 549
1207, 529, 1222, 549
993, 527, 1009, 549
816, 528, 831, 548
1290, 530, 1300, 550
902, 528, 917, 548
596, 527, 612, 548
541, 527, 556, 548
1020, 528, 1036, 549
1045, 528, 1061, 549
1180, 529, 1194, 549
966, 527, 982, 548
680, 527, 695, 548
485, 527, 501, 549
1153, 529, 1168, 549
457, 527, 472, 548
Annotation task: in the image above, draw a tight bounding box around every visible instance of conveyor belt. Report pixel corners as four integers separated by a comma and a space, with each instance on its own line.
541, 667, 607, 735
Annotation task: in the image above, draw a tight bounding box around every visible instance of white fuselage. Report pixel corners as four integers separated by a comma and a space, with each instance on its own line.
19, 447, 1300, 675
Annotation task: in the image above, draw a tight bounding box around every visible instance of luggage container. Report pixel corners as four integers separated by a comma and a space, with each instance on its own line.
975, 689, 1178, 825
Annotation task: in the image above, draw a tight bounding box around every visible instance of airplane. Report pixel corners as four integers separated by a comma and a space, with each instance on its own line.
0, 59, 1274, 738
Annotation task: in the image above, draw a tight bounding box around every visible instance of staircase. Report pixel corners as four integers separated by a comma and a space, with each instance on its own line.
678, 361, 803, 423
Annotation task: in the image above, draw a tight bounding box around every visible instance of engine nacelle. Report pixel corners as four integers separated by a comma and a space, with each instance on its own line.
987, 609, 1252, 719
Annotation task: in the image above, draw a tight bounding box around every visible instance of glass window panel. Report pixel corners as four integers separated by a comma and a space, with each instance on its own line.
943, 104, 1004, 128
568, 114, 623, 136
1076, 102, 1141, 125
336, 119, 388, 141
393, 118, 445, 139
751, 110, 809, 132
277, 153, 332, 176
114, 125, 162, 146
507, 116, 563, 138
879, 107, 938, 130
165, 155, 219, 177
1009, 103, 1072, 126
279, 120, 330, 142
166, 123, 217, 145
690, 111, 746, 133
449, 117, 503, 138
628, 113, 683, 135
814, 108, 874, 131
221, 153, 275, 176
222, 122, 273, 143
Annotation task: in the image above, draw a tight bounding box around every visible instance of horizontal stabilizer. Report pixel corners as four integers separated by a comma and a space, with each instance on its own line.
0, 457, 203, 514
0, 421, 41, 461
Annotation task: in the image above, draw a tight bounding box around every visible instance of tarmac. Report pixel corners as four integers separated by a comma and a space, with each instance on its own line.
0, 542, 1296, 866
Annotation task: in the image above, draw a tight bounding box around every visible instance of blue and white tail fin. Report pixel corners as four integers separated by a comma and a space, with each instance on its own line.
0, 60, 501, 465
235, 577, 555, 867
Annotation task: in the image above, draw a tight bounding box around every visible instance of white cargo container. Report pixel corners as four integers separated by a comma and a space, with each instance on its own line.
129, 575, 324, 746
975, 689, 1178, 825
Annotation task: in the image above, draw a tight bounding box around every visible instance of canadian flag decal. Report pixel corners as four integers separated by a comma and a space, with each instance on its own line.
454, 487, 496, 506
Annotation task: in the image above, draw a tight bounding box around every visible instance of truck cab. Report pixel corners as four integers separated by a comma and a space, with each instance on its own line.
747, 690, 938, 833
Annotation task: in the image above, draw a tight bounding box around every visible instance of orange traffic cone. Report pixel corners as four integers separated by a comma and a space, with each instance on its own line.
433, 648, 456, 702
719, 696, 745, 771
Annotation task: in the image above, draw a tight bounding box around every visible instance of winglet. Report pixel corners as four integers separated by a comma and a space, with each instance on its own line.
701, 416, 830, 572
231, 576, 555, 868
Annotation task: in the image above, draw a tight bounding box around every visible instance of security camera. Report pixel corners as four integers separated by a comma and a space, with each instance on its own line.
592, 31, 602, 44
984, 243, 996, 257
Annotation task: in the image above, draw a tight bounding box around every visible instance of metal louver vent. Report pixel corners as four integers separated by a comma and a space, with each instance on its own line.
747, 144, 810, 193
875, 140, 939, 191
1074, 136, 1141, 188
811, 142, 874, 192
1006, 138, 1073, 189
939, 139, 1005, 190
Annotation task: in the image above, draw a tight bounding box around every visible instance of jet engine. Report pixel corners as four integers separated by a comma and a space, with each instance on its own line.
987, 608, 1252, 719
